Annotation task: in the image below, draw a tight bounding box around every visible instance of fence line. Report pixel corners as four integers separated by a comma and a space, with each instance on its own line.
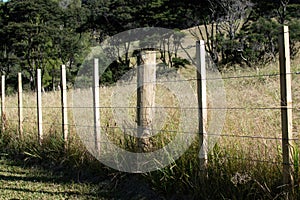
95, 71, 300, 87
4, 105, 300, 111
0, 26, 298, 192
4, 118, 299, 142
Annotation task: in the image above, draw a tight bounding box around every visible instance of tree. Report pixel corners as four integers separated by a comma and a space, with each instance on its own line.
190, 0, 253, 68
0, 0, 89, 90
244, 0, 300, 62
277, 0, 290, 24
240, 17, 280, 65
52, 3, 90, 88
0, 0, 61, 89
189, 0, 220, 65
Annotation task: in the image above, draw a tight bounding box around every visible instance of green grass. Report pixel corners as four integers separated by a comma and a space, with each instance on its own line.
0, 157, 111, 200
0, 132, 161, 200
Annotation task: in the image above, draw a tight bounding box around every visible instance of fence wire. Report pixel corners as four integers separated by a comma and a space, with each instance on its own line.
0, 68, 299, 168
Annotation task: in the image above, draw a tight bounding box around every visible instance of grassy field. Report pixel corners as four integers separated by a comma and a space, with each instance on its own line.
0, 55, 300, 199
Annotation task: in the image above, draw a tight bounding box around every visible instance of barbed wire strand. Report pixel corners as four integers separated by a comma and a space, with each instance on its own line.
3, 105, 300, 111
3, 119, 300, 142
69, 71, 300, 87
1, 70, 299, 168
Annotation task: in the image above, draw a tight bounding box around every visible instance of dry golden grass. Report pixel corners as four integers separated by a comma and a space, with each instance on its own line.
220, 58, 300, 165
5, 91, 72, 141
2, 55, 300, 174
1, 56, 299, 199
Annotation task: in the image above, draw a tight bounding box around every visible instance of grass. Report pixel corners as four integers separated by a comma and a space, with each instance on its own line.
0, 55, 300, 199
0, 137, 161, 199
0, 157, 111, 200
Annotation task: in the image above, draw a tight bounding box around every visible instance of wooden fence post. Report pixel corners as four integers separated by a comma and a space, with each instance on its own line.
196, 40, 208, 172
279, 25, 294, 192
18, 73, 23, 138
137, 50, 156, 152
1, 75, 6, 132
93, 58, 101, 153
61, 65, 68, 147
37, 69, 43, 144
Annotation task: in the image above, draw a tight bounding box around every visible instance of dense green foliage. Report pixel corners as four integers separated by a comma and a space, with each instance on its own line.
0, 0, 300, 89
0, 0, 88, 91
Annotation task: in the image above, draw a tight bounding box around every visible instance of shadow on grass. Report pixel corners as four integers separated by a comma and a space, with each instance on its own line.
0, 155, 163, 200
0, 132, 165, 199
0, 156, 115, 199
0, 185, 105, 198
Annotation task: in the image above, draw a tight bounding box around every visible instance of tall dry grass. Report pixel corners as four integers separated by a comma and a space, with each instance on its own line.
1, 56, 300, 199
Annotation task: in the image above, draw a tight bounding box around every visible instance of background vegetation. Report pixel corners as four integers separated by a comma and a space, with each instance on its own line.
0, 0, 300, 90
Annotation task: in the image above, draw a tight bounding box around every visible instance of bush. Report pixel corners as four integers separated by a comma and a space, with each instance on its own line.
172, 57, 190, 69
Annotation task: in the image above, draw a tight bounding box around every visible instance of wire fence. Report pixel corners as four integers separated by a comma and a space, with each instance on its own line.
1, 66, 299, 161
0, 27, 299, 188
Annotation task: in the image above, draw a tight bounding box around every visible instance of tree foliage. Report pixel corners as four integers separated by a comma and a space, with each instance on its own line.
0, 0, 300, 89
190, 0, 300, 69
0, 0, 88, 90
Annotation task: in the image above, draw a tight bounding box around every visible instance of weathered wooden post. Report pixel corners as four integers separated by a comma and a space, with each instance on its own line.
37, 69, 43, 144
137, 50, 156, 152
93, 58, 101, 154
196, 40, 208, 172
18, 73, 23, 138
61, 65, 68, 147
279, 25, 294, 193
1, 75, 5, 132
